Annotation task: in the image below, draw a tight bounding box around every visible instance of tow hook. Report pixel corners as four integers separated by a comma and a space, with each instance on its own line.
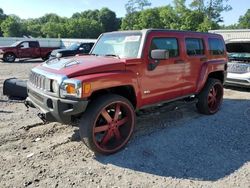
24, 100, 30, 111
37, 113, 47, 124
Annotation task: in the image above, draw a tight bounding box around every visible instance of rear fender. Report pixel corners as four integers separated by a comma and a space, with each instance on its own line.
196, 61, 226, 93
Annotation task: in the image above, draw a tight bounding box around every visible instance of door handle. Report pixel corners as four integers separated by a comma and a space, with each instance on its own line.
174, 60, 185, 64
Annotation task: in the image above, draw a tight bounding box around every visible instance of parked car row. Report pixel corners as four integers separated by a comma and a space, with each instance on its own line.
0, 40, 96, 62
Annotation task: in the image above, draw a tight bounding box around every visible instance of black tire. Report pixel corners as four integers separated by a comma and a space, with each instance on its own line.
79, 94, 136, 155
196, 78, 223, 115
3, 53, 16, 62
42, 53, 51, 61
3, 78, 28, 100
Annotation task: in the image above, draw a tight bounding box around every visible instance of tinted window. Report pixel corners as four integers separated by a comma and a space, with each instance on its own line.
185, 38, 204, 56
226, 42, 250, 53
150, 38, 179, 58
209, 38, 225, 55
29, 42, 39, 48
80, 43, 92, 53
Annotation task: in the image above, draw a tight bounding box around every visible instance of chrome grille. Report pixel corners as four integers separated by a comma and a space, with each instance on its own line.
29, 71, 50, 91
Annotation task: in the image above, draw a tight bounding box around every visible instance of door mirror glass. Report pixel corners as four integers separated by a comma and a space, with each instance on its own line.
151, 49, 169, 60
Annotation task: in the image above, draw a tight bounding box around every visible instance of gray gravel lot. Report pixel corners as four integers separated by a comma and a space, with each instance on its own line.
0, 60, 249, 188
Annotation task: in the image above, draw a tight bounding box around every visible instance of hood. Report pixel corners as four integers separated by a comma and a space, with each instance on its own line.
0, 46, 14, 50
38, 55, 126, 78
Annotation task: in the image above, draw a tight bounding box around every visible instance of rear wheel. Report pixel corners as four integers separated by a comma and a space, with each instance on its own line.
196, 78, 224, 115
79, 94, 135, 155
4, 53, 16, 62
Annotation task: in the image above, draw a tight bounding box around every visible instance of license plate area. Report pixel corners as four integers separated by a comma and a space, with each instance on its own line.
228, 62, 249, 74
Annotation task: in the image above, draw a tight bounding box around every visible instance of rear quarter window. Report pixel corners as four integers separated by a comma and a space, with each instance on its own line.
208, 38, 225, 55
29, 42, 39, 48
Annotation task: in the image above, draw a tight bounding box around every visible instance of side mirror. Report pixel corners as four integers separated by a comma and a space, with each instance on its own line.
56, 53, 62, 59
151, 49, 169, 60
19, 45, 24, 48
148, 49, 169, 71
79, 47, 84, 51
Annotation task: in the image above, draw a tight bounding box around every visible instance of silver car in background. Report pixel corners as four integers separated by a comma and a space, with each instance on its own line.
226, 39, 250, 88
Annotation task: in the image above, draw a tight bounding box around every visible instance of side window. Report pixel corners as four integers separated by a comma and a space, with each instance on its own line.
80, 44, 91, 52
185, 38, 204, 56
29, 42, 39, 48
150, 38, 179, 58
208, 38, 225, 55
20, 42, 29, 49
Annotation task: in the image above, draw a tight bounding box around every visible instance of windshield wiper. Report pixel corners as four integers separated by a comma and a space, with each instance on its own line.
104, 54, 120, 59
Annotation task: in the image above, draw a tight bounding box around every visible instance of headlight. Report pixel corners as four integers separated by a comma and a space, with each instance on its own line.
51, 80, 58, 93
60, 79, 82, 98
0, 49, 3, 54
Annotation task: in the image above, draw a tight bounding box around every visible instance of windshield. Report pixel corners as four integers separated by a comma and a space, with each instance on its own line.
11, 41, 21, 47
67, 43, 80, 50
91, 32, 142, 58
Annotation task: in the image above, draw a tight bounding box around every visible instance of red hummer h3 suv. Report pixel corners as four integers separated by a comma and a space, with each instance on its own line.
26, 29, 228, 154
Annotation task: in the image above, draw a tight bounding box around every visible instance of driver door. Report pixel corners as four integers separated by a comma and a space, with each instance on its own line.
139, 34, 185, 105
17, 42, 32, 58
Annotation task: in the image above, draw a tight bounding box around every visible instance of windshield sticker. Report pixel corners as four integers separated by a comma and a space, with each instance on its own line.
125, 35, 141, 42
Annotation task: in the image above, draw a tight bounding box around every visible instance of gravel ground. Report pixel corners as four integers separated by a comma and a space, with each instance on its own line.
0, 60, 250, 188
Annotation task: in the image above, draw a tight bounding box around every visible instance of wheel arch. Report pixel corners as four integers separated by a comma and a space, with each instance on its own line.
88, 85, 137, 109
207, 71, 225, 83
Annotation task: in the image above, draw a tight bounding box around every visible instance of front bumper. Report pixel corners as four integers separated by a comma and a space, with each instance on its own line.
225, 72, 250, 88
26, 82, 89, 124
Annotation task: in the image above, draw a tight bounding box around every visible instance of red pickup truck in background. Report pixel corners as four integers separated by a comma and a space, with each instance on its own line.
0, 40, 58, 62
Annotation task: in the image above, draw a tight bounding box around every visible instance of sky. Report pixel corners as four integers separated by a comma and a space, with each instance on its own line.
0, 0, 249, 26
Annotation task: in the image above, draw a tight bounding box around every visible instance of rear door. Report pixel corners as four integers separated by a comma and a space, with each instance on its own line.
182, 37, 207, 95
29, 41, 40, 58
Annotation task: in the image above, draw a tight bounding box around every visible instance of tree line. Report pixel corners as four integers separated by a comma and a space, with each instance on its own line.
0, 0, 249, 39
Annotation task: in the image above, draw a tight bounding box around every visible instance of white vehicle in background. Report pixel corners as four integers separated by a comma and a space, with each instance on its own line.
225, 39, 250, 88
209, 29, 250, 88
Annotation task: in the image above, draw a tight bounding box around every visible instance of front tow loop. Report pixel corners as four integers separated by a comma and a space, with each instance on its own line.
37, 113, 48, 124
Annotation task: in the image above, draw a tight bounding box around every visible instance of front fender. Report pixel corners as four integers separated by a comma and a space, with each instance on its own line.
74, 70, 139, 100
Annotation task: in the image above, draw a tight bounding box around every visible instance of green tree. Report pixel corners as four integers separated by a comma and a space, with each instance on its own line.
190, 0, 232, 23
238, 9, 250, 29
0, 8, 7, 36
1, 15, 24, 37
125, 0, 151, 14
41, 22, 66, 38
99, 8, 120, 32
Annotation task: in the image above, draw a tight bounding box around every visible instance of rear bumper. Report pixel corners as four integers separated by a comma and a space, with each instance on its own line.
26, 82, 89, 124
225, 72, 250, 88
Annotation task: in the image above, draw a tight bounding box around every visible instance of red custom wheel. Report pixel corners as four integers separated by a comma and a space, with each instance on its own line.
80, 94, 135, 155
197, 78, 224, 115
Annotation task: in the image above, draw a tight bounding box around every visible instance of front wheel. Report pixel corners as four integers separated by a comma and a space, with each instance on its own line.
4, 53, 16, 62
196, 78, 224, 115
79, 94, 135, 155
